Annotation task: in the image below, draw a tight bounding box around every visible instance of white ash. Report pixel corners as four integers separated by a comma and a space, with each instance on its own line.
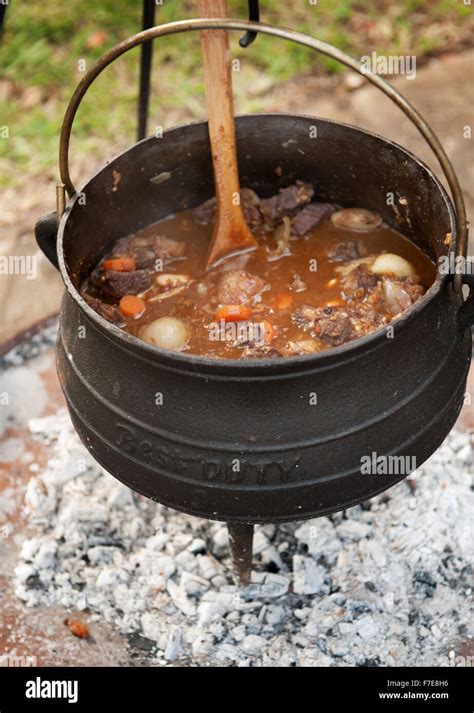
14, 409, 473, 667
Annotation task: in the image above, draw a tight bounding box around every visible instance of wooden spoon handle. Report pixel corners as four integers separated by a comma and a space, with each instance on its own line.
198, 0, 257, 266
198, 0, 240, 209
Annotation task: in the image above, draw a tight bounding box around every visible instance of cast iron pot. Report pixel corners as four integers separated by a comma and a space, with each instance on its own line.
36, 111, 473, 521
35, 22, 473, 579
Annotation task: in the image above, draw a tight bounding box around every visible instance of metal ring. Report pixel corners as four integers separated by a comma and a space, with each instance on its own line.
59, 18, 468, 290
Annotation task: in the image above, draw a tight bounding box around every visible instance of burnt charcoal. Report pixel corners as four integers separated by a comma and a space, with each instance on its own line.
126, 632, 157, 656
359, 657, 382, 667
412, 570, 437, 598
217, 270, 269, 305
261, 181, 314, 228
102, 270, 152, 299
26, 573, 45, 590
327, 240, 361, 262
84, 297, 125, 326
291, 203, 334, 237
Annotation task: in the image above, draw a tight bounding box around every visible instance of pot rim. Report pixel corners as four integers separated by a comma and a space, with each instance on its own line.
57, 112, 456, 374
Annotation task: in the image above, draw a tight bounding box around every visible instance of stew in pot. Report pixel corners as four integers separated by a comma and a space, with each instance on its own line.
81, 182, 436, 359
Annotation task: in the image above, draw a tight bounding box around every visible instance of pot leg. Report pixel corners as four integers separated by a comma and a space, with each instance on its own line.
227, 522, 254, 586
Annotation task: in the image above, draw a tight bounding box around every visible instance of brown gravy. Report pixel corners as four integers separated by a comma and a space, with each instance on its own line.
81, 200, 436, 360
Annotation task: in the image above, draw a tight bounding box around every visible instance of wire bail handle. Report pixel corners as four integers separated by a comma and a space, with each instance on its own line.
58, 19, 468, 292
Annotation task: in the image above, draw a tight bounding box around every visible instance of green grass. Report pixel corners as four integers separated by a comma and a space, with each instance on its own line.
0, 0, 472, 187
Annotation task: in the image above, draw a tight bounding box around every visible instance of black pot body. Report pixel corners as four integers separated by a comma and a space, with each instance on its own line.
52, 115, 471, 523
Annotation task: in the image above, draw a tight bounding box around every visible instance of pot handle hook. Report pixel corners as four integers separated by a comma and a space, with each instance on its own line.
35, 186, 66, 271
239, 0, 260, 48
35, 211, 60, 270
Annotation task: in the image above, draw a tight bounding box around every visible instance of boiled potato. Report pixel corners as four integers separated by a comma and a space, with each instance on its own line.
370, 253, 415, 278
139, 317, 189, 351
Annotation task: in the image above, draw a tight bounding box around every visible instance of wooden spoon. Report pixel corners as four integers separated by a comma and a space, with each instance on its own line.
198, 0, 258, 268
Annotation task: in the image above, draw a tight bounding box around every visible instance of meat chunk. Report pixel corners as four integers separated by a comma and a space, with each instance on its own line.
101, 270, 152, 299
84, 297, 125, 326
346, 304, 388, 339
108, 237, 130, 258
240, 188, 265, 230
293, 304, 353, 345
327, 240, 361, 262
261, 181, 314, 228
106, 233, 185, 269
365, 283, 385, 307
193, 189, 264, 229
217, 270, 269, 305
291, 203, 334, 237
292, 304, 321, 330
281, 339, 320, 356
293, 303, 387, 347
240, 344, 283, 359
399, 277, 425, 302
193, 182, 315, 232
312, 310, 355, 346
192, 196, 215, 224
128, 233, 185, 268
340, 266, 378, 299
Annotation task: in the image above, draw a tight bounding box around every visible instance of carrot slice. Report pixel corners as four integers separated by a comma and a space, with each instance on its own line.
273, 293, 293, 310
119, 295, 146, 318
215, 305, 252, 322
103, 257, 136, 272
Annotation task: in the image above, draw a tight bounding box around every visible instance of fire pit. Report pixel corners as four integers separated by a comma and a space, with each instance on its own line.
35, 19, 473, 584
